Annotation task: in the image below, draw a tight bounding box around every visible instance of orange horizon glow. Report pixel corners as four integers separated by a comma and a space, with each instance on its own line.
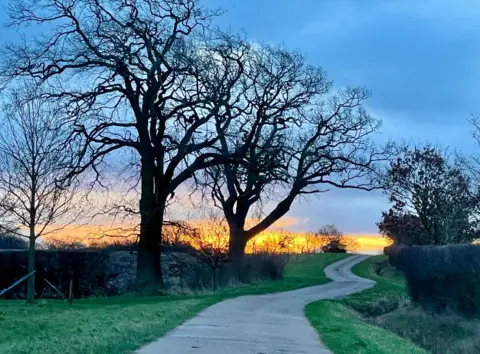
37, 220, 392, 254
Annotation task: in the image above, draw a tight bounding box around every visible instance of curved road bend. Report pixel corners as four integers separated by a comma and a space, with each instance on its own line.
137, 254, 375, 354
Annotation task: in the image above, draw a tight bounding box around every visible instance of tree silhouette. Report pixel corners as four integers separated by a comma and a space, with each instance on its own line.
0, 84, 80, 302
1, 0, 252, 293
198, 46, 390, 261
380, 145, 479, 245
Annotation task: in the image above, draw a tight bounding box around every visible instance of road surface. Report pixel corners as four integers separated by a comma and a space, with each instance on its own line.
137, 254, 375, 354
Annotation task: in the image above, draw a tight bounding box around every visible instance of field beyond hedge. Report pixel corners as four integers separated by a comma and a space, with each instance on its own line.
0, 253, 348, 354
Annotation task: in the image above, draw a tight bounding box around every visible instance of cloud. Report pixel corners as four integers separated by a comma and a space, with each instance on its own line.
370, 106, 477, 152
271, 216, 310, 229
300, 1, 372, 37
286, 188, 388, 234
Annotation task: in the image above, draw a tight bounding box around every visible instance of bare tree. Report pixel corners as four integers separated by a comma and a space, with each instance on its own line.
0, 0, 253, 293
199, 45, 391, 261
186, 214, 229, 291
259, 230, 296, 255
0, 0, 391, 291
315, 224, 344, 243
0, 85, 80, 303
465, 116, 480, 185
314, 224, 357, 252
302, 232, 330, 254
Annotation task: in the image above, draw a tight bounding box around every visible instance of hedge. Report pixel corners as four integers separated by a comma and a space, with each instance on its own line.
0, 249, 288, 299
386, 244, 480, 316
0, 249, 113, 299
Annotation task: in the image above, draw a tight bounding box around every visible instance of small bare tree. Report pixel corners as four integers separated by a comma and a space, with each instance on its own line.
259, 230, 296, 255
186, 215, 229, 291
0, 85, 79, 303
315, 224, 358, 252
302, 232, 329, 254
316, 224, 344, 243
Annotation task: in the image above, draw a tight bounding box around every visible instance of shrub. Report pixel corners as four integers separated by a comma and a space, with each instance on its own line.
163, 252, 288, 291
163, 251, 213, 291
349, 294, 407, 317
105, 250, 137, 294
371, 306, 480, 354
0, 248, 290, 298
226, 253, 288, 284
44, 239, 87, 250
388, 244, 480, 316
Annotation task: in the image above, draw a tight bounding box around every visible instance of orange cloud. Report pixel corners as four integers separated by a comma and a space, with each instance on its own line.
270, 216, 309, 228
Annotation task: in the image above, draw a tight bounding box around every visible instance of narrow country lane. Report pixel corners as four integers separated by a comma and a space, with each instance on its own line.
137, 255, 375, 354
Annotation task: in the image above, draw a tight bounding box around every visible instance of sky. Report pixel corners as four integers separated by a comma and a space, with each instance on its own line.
1, 0, 480, 235
202, 0, 480, 234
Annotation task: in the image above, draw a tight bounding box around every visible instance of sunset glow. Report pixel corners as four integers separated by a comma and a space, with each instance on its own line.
40, 221, 392, 255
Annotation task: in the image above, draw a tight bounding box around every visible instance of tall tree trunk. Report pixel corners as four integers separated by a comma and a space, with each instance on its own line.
26, 228, 36, 303
136, 205, 164, 294
136, 162, 165, 295
136, 236, 162, 294
228, 227, 248, 263
227, 193, 297, 262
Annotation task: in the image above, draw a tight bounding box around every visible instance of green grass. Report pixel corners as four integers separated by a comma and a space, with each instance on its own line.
343, 256, 406, 313
0, 253, 348, 354
305, 256, 427, 354
354, 258, 480, 354
214, 253, 350, 296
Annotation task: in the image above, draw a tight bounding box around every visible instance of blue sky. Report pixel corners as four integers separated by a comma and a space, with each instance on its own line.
2, 1, 480, 234
205, 0, 480, 233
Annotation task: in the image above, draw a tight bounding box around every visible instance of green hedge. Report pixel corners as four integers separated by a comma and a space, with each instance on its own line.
0, 250, 111, 299
386, 244, 480, 316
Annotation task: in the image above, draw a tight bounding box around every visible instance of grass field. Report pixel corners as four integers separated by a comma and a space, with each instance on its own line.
305, 256, 427, 354
0, 253, 348, 354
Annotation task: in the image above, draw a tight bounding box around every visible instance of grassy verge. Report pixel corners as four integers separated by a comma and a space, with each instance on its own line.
307, 256, 480, 354
305, 256, 427, 354
0, 253, 348, 354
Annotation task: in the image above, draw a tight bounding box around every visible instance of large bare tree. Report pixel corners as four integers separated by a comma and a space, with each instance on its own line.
199, 45, 390, 260
0, 0, 253, 293
0, 85, 79, 302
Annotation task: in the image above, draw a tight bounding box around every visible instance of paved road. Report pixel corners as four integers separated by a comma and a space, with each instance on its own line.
137, 254, 375, 354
